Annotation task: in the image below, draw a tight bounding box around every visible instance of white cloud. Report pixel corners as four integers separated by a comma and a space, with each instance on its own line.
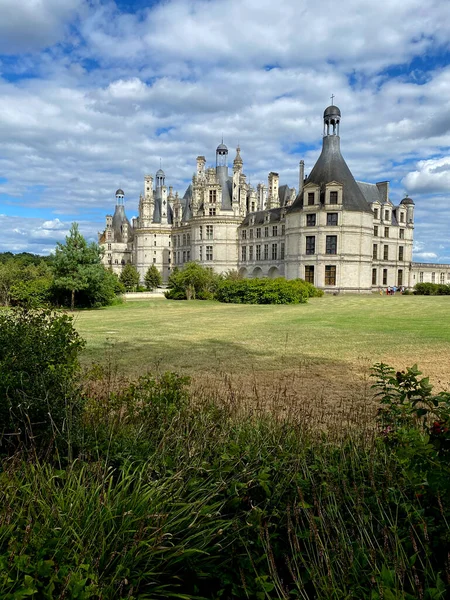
403, 157, 450, 194
0, 0, 86, 54
0, 0, 450, 261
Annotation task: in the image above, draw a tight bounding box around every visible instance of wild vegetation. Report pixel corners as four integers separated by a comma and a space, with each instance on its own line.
0, 225, 125, 309
0, 308, 449, 599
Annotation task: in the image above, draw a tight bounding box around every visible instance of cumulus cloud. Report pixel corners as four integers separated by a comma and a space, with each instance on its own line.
0, 0, 86, 54
0, 0, 450, 259
403, 157, 450, 194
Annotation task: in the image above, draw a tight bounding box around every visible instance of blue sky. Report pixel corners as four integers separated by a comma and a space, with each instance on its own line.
0, 0, 449, 261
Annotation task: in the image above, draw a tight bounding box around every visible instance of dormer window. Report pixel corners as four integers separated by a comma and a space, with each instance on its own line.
329, 191, 338, 205
307, 192, 315, 206
374, 208, 379, 219
209, 190, 217, 203
384, 210, 389, 221
399, 212, 405, 223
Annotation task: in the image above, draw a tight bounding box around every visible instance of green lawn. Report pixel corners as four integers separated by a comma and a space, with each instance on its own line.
74, 295, 450, 390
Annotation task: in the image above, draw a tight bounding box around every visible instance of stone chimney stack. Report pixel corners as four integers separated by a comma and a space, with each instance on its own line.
299, 160, 305, 196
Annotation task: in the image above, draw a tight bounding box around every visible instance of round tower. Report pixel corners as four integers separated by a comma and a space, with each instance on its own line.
216, 141, 228, 168
115, 189, 124, 205
323, 104, 341, 137
156, 168, 165, 188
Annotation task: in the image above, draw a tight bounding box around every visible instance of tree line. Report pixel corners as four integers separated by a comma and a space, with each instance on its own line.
0, 224, 162, 309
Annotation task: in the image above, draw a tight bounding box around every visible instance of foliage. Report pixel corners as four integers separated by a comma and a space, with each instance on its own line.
0, 309, 85, 452
414, 282, 450, 295
119, 263, 140, 292
144, 264, 163, 290
52, 223, 106, 309
216, 277, 323, 304
165, 262, 219, 300
1, 364, 450, 598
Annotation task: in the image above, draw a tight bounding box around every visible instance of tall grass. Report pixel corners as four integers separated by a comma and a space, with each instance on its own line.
1, 368, 449, 599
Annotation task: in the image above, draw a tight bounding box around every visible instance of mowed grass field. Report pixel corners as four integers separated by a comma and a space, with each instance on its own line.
74, 294, 450, 414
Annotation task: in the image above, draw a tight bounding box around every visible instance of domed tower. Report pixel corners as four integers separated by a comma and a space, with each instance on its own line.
115, 188, 125, 205
323, 104, 341, 137
400, 194, 415, 225
156, 168, 165, 189
216, 141, 228, 169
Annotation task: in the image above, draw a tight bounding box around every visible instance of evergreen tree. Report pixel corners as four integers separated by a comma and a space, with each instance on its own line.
120, 264, 140, 291
53, 223, 103, 310
144, 265, 162, 290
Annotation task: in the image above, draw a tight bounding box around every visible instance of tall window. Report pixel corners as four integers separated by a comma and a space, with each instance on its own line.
272, 243, 278, 260
384, 210, 389, 221
308, 192, 315, 205
399, 212, 405, 223
249, 229, 254, 239
186, 251, 190, 261
264, 226, 269, 238
272, 225, 278, 237
326, 235, 337, 254
399, 229, 404, 239
209, 207, 216, 216
374, 208, 379, 219
249, 246, 253, 260
384, 227, 389, 238
382, 268, 388, 285
264, 244, 269, 260
256, 228, 261, 238
374, 226, 378, 236
440, 272, 445, 284
280, 242, 285, 260
327, 213, 338, 226
209, 189, 217, 203
241, 229, 246, 239
187, 234, 190, 245
182, 234, 186, 246
182, 251, 186, 263
398, 246, 404, 261
306, 214, 316, 226
305, 265, 314, 283
206, 225, 213, 240
419, 272, 423, 283
256, 245, 261, 260
398, 269, 403, 287
325, 265, 336, 285
432, 272, 436, 283
199, 246, 203, 261
383, 245, 389, 260
373, 244, 378, 260
306, 236, 315, 255
206, 246, 213, 261
329, 191, 338, 204
242, 246, 247, 261
372, 268, 377, 285
281, 224, 285, 235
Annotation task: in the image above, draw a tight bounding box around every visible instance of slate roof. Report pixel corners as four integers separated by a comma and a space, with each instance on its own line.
241, 207, 284, 226
111, 204, 133, 242
289, 136, 372, 214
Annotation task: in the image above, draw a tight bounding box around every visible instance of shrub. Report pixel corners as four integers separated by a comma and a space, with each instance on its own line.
0, 309, 85, 451
414, 282, 450, 295
10, 276, 53, 308
165, 262, 219, 300
215, 277, 323, 304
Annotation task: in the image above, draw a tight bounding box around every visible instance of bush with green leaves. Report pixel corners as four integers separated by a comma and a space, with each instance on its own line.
414, 282, 450, 295
144, 264, 163, 290
0, 309, 85, 451
164, 262, 219, 300
216, 277, 323, 304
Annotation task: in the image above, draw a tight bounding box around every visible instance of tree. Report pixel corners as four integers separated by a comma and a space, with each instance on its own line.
120, 263, 140, 291
52, 223, 104, 310
165, 262, 219, 300
144, 265, 162, 290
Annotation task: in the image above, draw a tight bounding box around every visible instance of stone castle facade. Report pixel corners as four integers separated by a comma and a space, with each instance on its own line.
99, 105, 450, 291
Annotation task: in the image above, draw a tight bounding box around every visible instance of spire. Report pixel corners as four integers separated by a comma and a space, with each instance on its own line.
233, 145, 243, 170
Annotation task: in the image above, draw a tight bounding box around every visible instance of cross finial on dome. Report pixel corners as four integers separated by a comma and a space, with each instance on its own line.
331, 94, 335, 105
